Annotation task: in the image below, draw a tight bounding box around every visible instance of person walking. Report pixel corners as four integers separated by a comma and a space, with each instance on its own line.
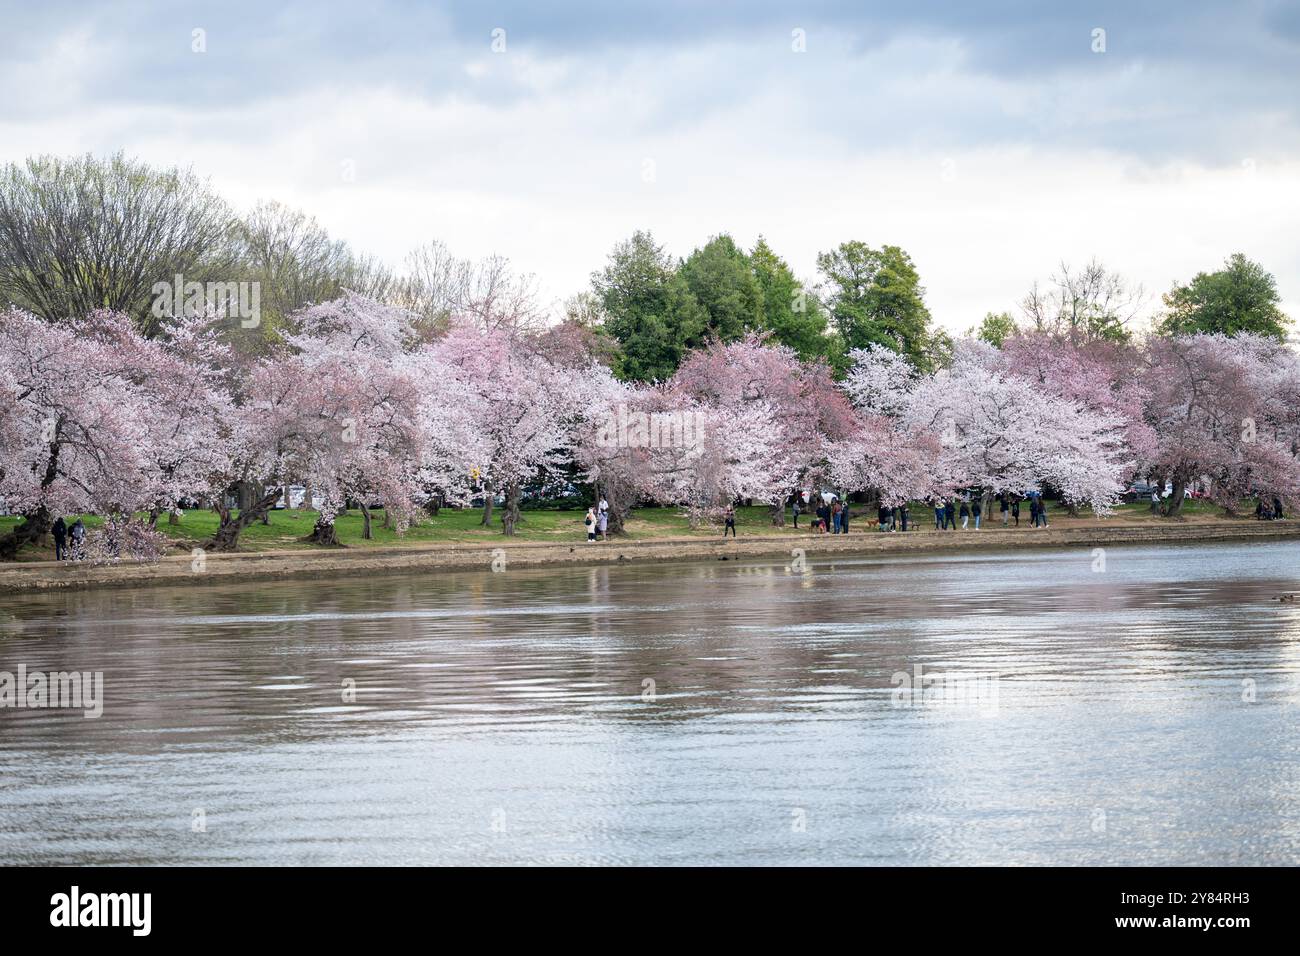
584, 507, 597, 542
52, 516, 68, 561
999, 493, 1009, 527
69, 518, 86, 558
1011, 497, 1020, 527
723, 505, 737, 537
1037, 496, 1049, 527
934, 500, 944, 530
959, 498, 970, 530
1028, 496, 1039, 528
943, 499, 956, 531
972, 496, 982, 530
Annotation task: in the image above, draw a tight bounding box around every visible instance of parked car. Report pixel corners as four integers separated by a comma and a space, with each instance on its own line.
1124, 480, 1192, 502
1123, 481, 1158, 502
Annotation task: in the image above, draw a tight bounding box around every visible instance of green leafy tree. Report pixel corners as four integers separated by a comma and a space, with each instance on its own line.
591, 230, 705, 382
971, 311, 1018, 347
816, 241, 934, 371
679, 234, 761, 342
1157, 253, 1291, 340
749, 236, 829, 361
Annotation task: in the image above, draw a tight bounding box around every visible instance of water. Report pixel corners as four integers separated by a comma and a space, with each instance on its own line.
2, 540, 1299, 865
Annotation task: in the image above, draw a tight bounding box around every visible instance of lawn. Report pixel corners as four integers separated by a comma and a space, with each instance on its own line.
0, 496, 1268, 561
0, 503, 785, 559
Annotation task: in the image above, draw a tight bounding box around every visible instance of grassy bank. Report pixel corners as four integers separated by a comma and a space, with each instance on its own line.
0, 497, 1265, 563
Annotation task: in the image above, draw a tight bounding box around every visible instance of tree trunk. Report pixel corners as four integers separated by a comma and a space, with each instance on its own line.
306, 515, 341, 546
1166, 477, 1187, 517
769, 496, 786, 527
501, 482, 521, 536
360, 503, 374, 540
204, 486, 283, 552
0, 506, 52, 560
480, 492, 494, 527
147, 507, 160, 529
0, 441, 60, 560
606, 505, 628, 536
168, 509, 180, 525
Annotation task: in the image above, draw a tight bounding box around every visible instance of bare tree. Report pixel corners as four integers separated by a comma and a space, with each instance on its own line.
397, 241, 543, 337
1019, 258, 1147, 343
0, 152, 236, 334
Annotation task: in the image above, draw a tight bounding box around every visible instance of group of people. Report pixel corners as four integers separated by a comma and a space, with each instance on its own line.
50, 516, 87, 560
583, 498, 611, 541
784, 488, 1060, 535
1257, 496, 1286, 521
792, 493, 852, 534
930, 492, 1049, 530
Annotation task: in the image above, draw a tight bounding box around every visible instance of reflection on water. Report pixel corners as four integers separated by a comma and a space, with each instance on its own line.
2, 541, 1299, 865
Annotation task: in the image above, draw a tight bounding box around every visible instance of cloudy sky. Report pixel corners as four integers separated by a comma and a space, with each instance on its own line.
3, 0, 1299, 332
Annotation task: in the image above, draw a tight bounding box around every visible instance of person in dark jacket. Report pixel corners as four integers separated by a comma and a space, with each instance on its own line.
723, 505, 737, 537
959, 499, 971, 529
972, 497, 982, 530
943, 499, 956, 530
840, 504, 850, 534
999, 494, 1009, 526
1274, 496, 1285, 520
1011, 497, 1020, 526
878, 505, 889, 531
1028, 496, 1039, 527
1036, 497, 1049, 527
52, 516, 68, 561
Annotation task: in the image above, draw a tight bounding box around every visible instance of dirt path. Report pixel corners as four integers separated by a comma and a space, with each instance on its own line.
2, 518, 1298, 594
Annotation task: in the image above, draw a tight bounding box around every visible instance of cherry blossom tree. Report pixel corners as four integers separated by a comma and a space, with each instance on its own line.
836, 342, 1130, 513
203, 292, 478, 550
997, 331, 1157, 480
433, 320, 581, 535
0, 307, 230, 559
666, 334, 855, 523
1139, 333, 1300, 515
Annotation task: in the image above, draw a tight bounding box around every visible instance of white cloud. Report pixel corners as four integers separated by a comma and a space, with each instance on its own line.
2, 5, 1298, 331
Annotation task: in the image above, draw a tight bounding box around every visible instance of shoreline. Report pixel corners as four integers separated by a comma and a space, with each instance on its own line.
2, 519, 1298, 594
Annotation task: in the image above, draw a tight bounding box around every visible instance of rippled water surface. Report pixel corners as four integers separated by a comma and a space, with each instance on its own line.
2, 541, 1300, 865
